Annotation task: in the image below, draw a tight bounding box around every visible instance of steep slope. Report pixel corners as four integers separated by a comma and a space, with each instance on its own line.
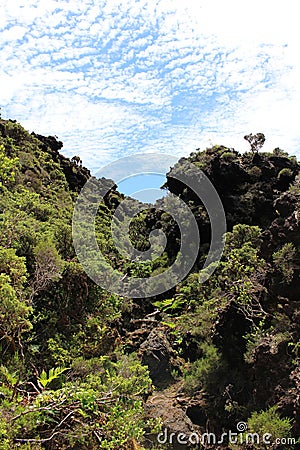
0, 119, 152, 450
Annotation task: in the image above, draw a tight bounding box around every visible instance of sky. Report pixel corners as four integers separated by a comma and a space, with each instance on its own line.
1, 0, 300, 188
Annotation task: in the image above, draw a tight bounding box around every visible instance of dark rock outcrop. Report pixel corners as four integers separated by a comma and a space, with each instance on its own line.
139, 329, 182, 389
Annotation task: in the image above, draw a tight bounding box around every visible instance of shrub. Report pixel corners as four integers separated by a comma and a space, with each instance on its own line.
248, 166, 262, 179
247, 406, 294, 449
0, 144, 19, 188
273, 147, 288, 157
183, 343, 222, 394
220, 151, 238, 162
273, 243, 295, 283
277, 168, 293, 180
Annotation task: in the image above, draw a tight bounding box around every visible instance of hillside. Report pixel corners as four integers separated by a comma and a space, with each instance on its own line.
0, 118, 299, 449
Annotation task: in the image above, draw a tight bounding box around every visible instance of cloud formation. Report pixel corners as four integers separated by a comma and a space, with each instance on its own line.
1, 0, 299, 171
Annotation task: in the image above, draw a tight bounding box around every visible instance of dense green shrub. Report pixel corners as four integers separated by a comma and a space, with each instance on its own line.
220, 151, 238, 162
273, 243, 295, 283
183, 343, 223, 394
246, 406, 294, 449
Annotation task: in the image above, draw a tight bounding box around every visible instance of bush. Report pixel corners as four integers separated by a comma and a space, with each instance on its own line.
220, 151, 238, 162
273, 147, 288, 157
247, 406, 294, 449
0, 353, 154, 449
183, 343, 222, 394
248, 166, 262, 179
273, 243, 295, 283
277, 168, 293, 180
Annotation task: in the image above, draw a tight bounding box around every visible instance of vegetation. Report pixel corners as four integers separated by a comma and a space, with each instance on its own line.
0, 118, 299, 449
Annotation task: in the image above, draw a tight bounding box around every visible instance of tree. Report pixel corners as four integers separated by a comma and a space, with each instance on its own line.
244, 133, 265, 152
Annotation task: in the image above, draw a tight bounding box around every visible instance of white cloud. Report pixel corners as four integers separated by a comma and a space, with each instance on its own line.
1, 25, 27, 42
0, 0, 299, 170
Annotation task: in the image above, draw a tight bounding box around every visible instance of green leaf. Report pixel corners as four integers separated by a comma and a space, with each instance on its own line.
0, 365, 18, 387
38, 366, 69, 388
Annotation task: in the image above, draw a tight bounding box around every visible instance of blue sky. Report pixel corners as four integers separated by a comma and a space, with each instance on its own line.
1, 0, 300, 184
118, 174, 167, 201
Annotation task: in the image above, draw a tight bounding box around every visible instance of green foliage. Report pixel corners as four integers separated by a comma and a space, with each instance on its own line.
273, 147, 289, 157
277, 168, 293, 179
0, 273, 32, 353
0, 117, 299, 447
0, 353, 153, 448
248, 166, 262, 179
288, 339, 300, 366
47, 335, 72, 366
220, 151, 238, 162
247, 406, 294, 448
31, 240, 63, 298
225, 224, 262, 251
154, 297, 187, 315
183, 343, 222, 394
243, 321, 265, 364
273, 243, 295, 283
98, 399, 146, 449
0, 247, 27, 289
0, 417, 10, 450
38, 366, 69, 389
125, 260, 153, 278
0, 365, 18, 388
0, 144, 19, 188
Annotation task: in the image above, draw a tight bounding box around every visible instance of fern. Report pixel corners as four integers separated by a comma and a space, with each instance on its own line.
38, 366, 69, 388
0, 365, 18, 387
